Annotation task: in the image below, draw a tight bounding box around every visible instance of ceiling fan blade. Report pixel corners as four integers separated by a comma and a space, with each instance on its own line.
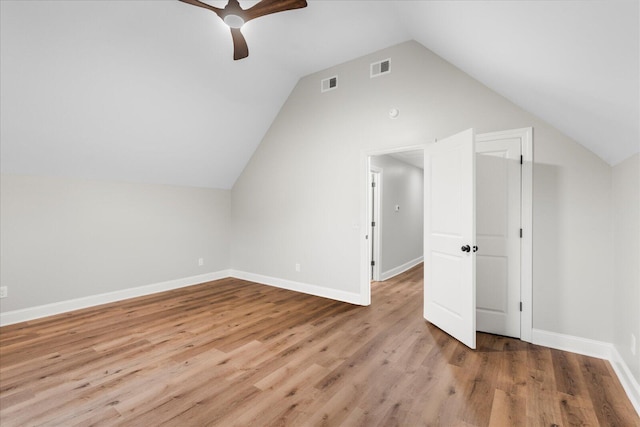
244, 0, 307, 22
230, 28, 249, 60
178, 0, 224, 19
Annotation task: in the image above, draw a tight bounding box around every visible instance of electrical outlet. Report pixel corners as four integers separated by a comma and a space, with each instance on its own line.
198, 258, 204, 267
0, 286, 7, 298
632, 334, 637, 356
295, 263, 301, 272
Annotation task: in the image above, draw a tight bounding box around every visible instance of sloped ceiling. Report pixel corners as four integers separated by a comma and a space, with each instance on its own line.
1, 1, 637, 189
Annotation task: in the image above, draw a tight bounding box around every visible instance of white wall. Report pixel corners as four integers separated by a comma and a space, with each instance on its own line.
612, 153, 640, 385
370, 155, 423, 278
532, 125, 614, 342
231, 40, 614, 343
0, 174, 231, 313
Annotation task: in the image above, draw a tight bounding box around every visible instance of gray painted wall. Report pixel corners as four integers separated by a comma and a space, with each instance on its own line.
231, 40, 615, 343
370, 155, 423, 278
0, 174, 231, 312
612, 153, 640, 384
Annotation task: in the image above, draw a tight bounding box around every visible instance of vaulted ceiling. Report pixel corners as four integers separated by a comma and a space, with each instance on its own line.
1, 1, 637, 189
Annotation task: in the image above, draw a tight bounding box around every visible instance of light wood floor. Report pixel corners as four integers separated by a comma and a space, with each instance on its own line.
1, 264, 638, 426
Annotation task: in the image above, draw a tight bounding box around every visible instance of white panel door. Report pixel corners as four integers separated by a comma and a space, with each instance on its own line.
475, 137, 521, 338
424, 129, 476, 349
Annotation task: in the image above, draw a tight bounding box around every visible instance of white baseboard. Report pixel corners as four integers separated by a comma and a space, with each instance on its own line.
0, 270, 231, 326
532, 328, 640, 417
380, 256, 423, 282
0, 269, 365, 326
610, 346, 640, 417
532, 328, 614, 360
230, 270, 364, 306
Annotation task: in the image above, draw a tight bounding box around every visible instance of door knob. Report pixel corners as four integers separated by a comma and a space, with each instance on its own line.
461, 245, 470, 252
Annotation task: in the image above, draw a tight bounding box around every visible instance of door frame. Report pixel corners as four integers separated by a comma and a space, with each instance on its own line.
360, 144, 427, 306
369, 166, 382, 282
359, 127, 533, 343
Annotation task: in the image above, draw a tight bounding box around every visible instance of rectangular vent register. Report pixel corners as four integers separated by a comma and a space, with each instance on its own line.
370, 59, 391, 78
321, 76, 338, 92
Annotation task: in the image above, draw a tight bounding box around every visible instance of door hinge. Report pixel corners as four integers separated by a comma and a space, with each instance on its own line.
371, 182, 376, 188
371, 260, 375, 266
372, 221, 376, 227
520, 155, 523, 165
520, 302, 523, 312
520, 228, 523, 238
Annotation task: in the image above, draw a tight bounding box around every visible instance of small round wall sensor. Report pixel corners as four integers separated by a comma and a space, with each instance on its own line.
388, 108, 399, 119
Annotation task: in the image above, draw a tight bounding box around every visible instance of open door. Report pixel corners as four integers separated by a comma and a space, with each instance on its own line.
424, 129, 476, 349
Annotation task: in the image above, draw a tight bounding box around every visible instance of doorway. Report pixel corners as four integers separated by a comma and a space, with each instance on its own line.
368, 151, 425, 286
360, 128, 533, 346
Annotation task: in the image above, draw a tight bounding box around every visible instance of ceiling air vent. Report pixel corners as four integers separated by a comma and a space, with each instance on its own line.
321, 76, 338, 93
370, 58, 391, 78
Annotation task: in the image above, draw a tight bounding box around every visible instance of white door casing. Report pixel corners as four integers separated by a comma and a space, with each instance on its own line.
475, 137, 521, 338
424, 129, 476, 349
370, 168, 382, 282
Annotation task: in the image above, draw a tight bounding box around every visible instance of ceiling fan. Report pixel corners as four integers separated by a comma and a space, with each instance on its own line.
178, 0, 308, 60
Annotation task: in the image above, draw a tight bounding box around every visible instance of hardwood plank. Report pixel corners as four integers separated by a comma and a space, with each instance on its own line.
551, 348, 591, 399
496, 347, 528, 397
525, 344, 564, 426
487, 388, 526, 426
557, 392, 602, 426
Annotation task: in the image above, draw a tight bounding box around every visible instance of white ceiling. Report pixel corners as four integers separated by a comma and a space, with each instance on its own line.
1, 1, 637, 189
389, 151, 425, 170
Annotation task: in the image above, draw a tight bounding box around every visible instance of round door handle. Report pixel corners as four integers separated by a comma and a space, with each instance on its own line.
461, 245, 471, 252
